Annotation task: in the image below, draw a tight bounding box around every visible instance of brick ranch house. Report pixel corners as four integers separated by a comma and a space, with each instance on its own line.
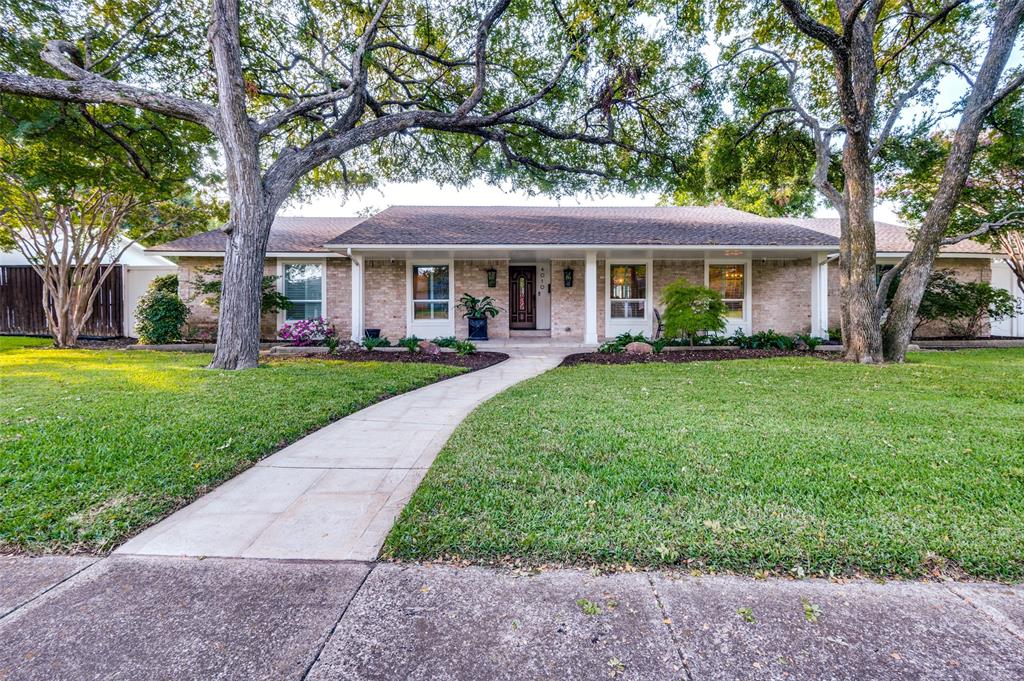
149, 205, 1005, 343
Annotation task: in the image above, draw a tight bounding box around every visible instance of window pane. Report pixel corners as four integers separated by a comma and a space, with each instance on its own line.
723, 300, 743, 319
709, 264, 744, 300
610, 300, 645, 319
610, 265, 646, 300
413, 265, 449, 300
284, 264, 323, 301
413, 301, 450, 320
285, 301, 322, 321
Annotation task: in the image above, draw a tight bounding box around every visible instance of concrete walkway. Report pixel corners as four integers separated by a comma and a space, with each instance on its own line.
1, 554, 1022, 680
117, 349, 567, 561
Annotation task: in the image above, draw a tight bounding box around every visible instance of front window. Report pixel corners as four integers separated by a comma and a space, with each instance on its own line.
283, 263, 323, 321
610, 264, 647, 319
708, 264, 745, 319
413, 265, 449, 320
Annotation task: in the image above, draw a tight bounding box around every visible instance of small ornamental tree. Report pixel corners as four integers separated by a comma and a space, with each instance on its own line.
193, 267, 290, 316
916, 270, 1020, 338
660, 278, 728, 344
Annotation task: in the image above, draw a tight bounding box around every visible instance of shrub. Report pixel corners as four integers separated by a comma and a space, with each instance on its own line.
795, 333, 824, 350
278, 317, 335, 346
598, 332, 653, 353
916, 270, 1020, 338
194, 267, 291, 315
729, 329, 795, 350
453, 339, 477, 355
660, 278, 729, 344
324, 335, 341, 354
135, 289, 188, 344
432, 336, 458, 348
397, 336, 422, 352
149, 273, 179, 294
362, 335, 392, 350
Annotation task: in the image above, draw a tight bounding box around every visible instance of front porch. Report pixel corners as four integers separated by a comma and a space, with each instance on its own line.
346, 248, 832, 344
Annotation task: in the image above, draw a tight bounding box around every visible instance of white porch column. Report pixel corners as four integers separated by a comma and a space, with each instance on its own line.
810, 253, 829, 337
584, 251, 598, 344
350, 252, 364, 341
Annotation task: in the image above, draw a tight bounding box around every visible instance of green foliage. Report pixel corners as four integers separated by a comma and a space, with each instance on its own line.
362, 335, 392, 350
729, 329, 795, 350
194, 267, 290, 315
598, 332, 653, 353
148, 274, 179, 295
324, 335, 341, 354
0, 344, 462, 551
660, 278, 728, 343
917, 271, 1020, 338
134, 289, 188, 344
453, 340, 477, 356
432, 336, 459, 348
397, 336, 423, 352
794, 333, 824, 350
385, 349, 1024, 579
457, 293, 501, 319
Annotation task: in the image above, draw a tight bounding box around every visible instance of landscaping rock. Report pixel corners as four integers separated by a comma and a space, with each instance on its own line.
624, 341, 654, 354
417, 340, 441, 355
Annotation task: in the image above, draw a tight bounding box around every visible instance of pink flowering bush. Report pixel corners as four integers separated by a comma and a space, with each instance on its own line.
278, 317, 336, 346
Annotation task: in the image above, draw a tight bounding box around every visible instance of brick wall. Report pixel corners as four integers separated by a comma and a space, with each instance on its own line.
176, 256, 280, 340
653, 260, 703, 309
363, 259, 407, 340
551, 259, 584, 338
752, 258, 813, 335
324, 259, 352, 338
454, 260, 509, 339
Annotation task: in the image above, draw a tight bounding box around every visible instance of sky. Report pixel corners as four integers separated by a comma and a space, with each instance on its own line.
281, 39, 1022, 227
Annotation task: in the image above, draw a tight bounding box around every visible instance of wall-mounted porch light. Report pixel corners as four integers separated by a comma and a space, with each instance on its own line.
563, 267, 574, 287
486, 267, 497, 288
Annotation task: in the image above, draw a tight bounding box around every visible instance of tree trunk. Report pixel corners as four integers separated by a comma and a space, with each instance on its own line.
839, 134, 883, 363
882, 0, 1024, 362
208, 194, 273, 370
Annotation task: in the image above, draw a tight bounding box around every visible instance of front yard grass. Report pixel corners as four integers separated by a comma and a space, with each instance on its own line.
1, 341, 464, 552
385, 349, 1024, 580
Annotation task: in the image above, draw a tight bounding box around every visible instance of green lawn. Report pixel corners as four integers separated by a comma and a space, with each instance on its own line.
385, 350, 1024, 580
0, 340, 464, 552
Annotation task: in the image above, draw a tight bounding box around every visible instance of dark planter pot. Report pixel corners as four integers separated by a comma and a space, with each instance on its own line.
467, 317, 489, 341
364, 328, 381, 339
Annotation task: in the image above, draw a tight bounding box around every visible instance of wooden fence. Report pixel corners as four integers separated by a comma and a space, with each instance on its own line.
0, 265, 124, 337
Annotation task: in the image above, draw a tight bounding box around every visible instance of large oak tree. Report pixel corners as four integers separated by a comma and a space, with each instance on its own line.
700, 0, 1023, 362
0, 0, 709, 368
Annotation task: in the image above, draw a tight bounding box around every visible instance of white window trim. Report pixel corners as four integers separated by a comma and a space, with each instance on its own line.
605, 259, 653, 337
277, 258, 328, 326
406, 259, 455, 338
705, 258, 752, 335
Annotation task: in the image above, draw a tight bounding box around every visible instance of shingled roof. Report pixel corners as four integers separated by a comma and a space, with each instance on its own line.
787, 217, 1000, 255
150, 216, 364, 254
325, 206, 840, 247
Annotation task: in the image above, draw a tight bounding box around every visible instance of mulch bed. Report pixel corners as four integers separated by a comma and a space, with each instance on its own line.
561, 349, 821, 367
282, 349, 509, 371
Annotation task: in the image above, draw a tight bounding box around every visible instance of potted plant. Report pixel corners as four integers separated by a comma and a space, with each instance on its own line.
458, 293, 501, 341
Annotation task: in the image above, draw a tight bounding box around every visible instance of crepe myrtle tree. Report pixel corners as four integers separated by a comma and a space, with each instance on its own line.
0, 0, 709, 369
702, 0, 1024, 362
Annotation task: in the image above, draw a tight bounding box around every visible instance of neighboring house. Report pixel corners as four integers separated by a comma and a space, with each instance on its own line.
0, 241, 176, 338
149, 206, 1015, 342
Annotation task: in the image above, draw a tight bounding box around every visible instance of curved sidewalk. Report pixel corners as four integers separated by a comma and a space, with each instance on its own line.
117, 349, 567, 561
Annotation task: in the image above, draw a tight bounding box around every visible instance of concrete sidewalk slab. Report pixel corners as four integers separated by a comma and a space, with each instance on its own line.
117, 350, 566, 561
306, 563, 684, 681
0, 555, 369, 681
652, 573, 1024, 680
0, 555, 97, 619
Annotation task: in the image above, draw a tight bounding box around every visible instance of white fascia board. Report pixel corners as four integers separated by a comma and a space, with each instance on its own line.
145, 250, 347, 258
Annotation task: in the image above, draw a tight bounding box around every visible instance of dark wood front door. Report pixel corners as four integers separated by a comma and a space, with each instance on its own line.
508, 266, 536, 329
